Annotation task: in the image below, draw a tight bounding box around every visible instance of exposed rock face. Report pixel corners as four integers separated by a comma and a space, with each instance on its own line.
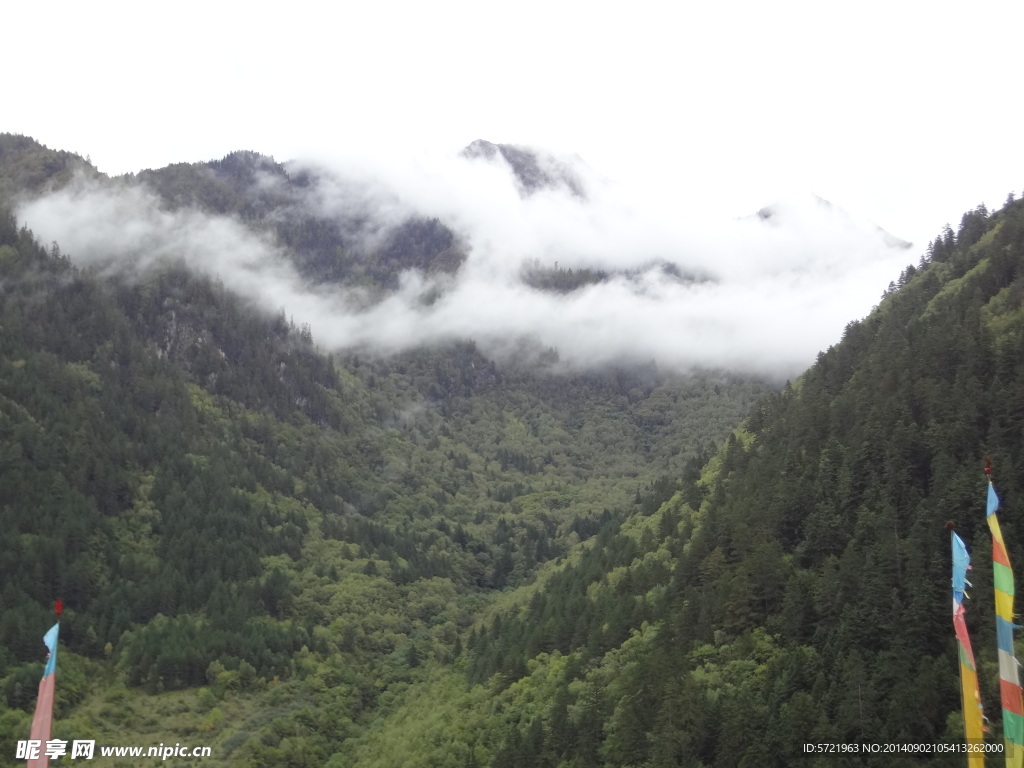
462, 139, 586, 199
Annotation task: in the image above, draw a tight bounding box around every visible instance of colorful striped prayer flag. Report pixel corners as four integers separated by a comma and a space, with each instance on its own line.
952, 530, 985, 767
987, 478, 1024, 766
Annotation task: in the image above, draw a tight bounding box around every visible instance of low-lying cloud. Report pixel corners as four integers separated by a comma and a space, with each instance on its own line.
16, 146, 918, 378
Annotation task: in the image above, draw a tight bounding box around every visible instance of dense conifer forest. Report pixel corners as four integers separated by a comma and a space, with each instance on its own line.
0, 133, 1022, 766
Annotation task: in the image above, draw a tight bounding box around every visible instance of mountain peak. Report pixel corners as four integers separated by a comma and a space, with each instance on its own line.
0, 132, 100, 198
461, 139, 586, 199
753, 193, 912, 250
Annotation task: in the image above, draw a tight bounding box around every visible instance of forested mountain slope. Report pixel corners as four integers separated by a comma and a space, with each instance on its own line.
135, 149, 468, 291
3, 132, 1021, 767
1, 133, 467, 294
353, 196, 1024, 768
0, 139, 769, 766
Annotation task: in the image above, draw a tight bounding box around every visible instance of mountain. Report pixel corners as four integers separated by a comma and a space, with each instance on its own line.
1, 132, 1019, 767
353, 194, 1023, 767
131, 148, 469, 291
461, 139, 588, 199
0, 135, 770, 766
755, 192, 914, 250
0, 134, 99, 200
6, 134, 920, 379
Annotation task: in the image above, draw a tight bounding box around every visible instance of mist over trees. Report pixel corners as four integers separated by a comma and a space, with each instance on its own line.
10, 133, 920, 378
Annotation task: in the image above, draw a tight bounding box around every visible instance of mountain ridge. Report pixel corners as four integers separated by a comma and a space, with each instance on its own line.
0, 142, 772, 764
461, 139, 588, 199
1, 132, 1016, 765
755, 192, 914, 250
6, 133, 920, 378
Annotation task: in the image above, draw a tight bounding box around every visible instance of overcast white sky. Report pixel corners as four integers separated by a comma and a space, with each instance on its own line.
8, 0, 1023, 248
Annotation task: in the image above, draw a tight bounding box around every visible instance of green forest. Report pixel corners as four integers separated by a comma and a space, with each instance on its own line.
1, 133, 1023, 766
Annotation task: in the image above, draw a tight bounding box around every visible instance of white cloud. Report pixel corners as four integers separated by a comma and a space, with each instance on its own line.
16, 151, 917, 379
